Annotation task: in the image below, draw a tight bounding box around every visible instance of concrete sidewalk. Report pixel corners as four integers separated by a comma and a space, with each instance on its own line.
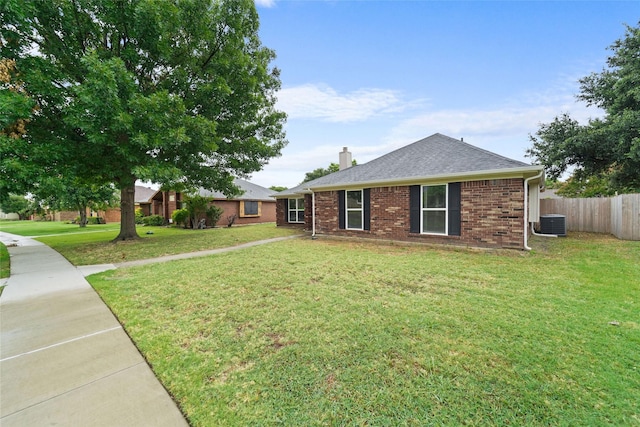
0, 232, 188, 426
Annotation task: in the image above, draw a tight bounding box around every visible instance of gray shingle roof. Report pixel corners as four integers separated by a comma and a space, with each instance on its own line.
278, 133, 538, 197
134, 186, 158, 203
198, 178, 275, 201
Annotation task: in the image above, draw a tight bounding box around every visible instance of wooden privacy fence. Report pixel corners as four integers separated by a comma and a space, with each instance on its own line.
540, 194, 640, 240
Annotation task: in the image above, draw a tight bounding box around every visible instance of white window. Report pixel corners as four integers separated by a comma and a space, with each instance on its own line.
422, 184, 447, 235
288, 198, 305, 223
346, 190, 363, 230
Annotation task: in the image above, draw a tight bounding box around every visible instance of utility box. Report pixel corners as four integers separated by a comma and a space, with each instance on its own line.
540, 214, 567, 237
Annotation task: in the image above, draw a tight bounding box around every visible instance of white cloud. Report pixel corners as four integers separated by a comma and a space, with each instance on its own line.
276, 84, 418, 123
254, 0, 276, 8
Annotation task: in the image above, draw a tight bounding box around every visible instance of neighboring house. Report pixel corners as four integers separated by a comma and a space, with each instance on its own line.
135, 185, 159, 216
275, 133, 545, 250
0, 209, 19, 220
151, 179, 276, 227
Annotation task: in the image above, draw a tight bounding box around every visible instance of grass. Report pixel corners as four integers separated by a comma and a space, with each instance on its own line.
88, 233, 640, 426
0, 242, 9, 279
17, 222, 301, 265
0, 219, 121, 237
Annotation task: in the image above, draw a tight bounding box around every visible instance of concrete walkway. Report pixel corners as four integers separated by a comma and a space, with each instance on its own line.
0, 232, 190, 426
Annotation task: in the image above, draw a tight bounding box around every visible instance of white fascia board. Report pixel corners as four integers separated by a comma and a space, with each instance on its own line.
308, 166, 545, 192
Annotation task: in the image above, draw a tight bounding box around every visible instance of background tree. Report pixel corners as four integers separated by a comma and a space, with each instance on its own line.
38, 177, 118, 227
0, 57, 37, 204
1, 0, 286, 240
527, 22, 640, 195
269, 185, 288, 192
302, 160, 357, 183
0, 194, 35, 220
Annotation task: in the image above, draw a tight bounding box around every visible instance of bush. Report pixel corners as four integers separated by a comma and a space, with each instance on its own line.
135, 208, 145, 224
87, 217, 104, 225
142, 215, 165, 226
171, 208, 189, 228
74, 216, 104, 225
206, 205, 223, 226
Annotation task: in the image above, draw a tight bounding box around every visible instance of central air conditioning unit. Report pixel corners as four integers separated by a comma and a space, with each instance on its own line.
539, 214, 567, 237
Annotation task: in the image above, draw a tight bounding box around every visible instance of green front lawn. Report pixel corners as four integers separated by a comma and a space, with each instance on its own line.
37, 223, 301, 265
89, 233, 640, 426
0, 219, 120, 237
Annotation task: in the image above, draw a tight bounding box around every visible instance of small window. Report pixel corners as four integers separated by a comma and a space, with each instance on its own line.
422, 185, 447, 235
244, 201, 258, 215
288, 198, 304, 223
346, 190, 363, 230
240, 200, 261, 217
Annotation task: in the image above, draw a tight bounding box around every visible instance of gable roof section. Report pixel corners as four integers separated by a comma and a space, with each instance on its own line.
278, 133, 542, 197
198, 178, 275, 201
135, 186, 158, 204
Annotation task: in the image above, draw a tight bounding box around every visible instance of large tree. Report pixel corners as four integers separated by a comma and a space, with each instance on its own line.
1, 0, 287, 239
527, 22, 640, 194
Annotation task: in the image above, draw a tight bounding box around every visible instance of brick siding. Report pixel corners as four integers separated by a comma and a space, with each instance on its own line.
277, 178, 526, 249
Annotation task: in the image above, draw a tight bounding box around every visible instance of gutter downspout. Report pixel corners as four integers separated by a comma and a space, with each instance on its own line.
523, 170, 544, 251
307, 188, 317, 239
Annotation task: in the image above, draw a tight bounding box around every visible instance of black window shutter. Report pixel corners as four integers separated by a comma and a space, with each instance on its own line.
282, 199, 289, 222
409, 185, 421, 233
338, 190, 345, 229
448, 182, 461, 236
363, 188, 371, 231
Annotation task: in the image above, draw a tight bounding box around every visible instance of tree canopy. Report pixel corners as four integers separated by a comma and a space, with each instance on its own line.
1, 0, 287, 239
302, 160, 357, 183
527, 22, 640, 196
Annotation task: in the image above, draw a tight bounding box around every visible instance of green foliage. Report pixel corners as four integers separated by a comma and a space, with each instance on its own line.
39, 177, 118, 227
0, 194, 35, 220
75, 216, 104, 225
527, 22, 640, 194
135, 208, 145, 225
269, 186, 288, 192
206, 205, 223, 226
2, 0, 287, 239
554, 172, 617, 198
184, 194, 213, 229
171, 208, 189, 228
142, 215, 165, 227
302, 160, 357, 183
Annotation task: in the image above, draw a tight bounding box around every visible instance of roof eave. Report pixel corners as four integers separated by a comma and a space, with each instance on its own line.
304, 165, 544, 193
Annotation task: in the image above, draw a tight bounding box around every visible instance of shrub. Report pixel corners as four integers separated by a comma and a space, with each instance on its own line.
171, 208, 189, 228
75, 216, 103, 225
142, 215, 165, 226
206, 205, 223, 226
135, 208, 145, 224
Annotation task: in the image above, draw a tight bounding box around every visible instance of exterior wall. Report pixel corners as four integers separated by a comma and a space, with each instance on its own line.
275, 195, 310, 230
97, 208, 121, 223
307, 178, 525, 250
460, 179, 524, 249
213, 200, 276, 227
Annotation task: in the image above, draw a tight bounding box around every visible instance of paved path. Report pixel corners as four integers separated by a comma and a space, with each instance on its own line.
0, 231, 301, 426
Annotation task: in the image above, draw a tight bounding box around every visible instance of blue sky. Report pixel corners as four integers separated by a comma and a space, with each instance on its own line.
249, 1, 639, 189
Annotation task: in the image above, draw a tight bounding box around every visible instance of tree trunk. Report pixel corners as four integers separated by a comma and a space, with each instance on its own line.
114, 182, 140, 241
78, 208, 87, 227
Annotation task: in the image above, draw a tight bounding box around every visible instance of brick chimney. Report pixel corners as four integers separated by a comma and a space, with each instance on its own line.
339, 147, 352, 171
